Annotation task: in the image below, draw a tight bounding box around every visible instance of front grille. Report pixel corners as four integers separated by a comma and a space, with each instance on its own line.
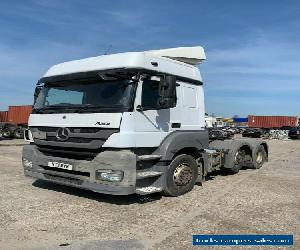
33, 127, 102, 133
30, 126, 119, 150
37, 145, 100, 161
44, 173, 83, 185
46, 136, 93, 143
30, 127, 120, 151
41, 166, 90, 177
34, 127, 57, 132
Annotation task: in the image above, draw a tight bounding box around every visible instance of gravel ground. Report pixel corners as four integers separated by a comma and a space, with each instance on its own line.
0, 138, 28, 146
0, 139, 299, 249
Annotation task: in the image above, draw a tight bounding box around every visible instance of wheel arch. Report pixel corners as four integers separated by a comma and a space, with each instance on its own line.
173, 147, 202, 159
155, 131, 209, 179
156, 131, 209, 161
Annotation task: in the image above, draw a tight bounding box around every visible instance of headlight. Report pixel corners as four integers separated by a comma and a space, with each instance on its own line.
23, 158, 33, 168
24, 129, 34, 142
95, 170, 124, 182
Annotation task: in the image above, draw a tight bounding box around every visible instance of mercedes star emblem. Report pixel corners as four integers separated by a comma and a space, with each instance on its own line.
56, 127, 70, 141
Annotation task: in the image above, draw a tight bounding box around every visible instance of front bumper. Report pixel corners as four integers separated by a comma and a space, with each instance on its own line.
23, 145, 137, 195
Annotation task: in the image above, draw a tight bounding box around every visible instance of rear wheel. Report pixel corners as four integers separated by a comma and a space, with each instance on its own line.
2, 127, 12, 138
14, 128, 24, 139
228, 150, 243, 174
163, 154, 198, 196
252, 145, 267, 169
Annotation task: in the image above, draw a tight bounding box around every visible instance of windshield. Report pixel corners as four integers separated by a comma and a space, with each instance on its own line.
33, 78, 135, 113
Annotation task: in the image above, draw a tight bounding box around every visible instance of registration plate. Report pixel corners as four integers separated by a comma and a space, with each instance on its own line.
48, 161, 73, 170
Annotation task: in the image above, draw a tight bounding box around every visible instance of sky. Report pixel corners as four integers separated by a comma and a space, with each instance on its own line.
0, 0, 299, 117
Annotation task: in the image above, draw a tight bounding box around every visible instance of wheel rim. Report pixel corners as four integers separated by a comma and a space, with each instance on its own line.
234, 150, 243, 164
256, 151, 263, 164
3, 130, 10, 137
15, 131, 23, 138
173, 163, 193, 186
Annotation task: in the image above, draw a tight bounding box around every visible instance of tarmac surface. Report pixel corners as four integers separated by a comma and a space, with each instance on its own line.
0, 138, 299, 249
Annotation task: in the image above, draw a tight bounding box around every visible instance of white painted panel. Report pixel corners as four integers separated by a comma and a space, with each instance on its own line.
29, 113, 122, 128
182, 86, 197, 108
179, 82, 205, 130
43, 51, 202, 82
102, 131, 171, 148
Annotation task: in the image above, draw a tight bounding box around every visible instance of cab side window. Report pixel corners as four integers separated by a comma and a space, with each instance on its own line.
141, 80, 160, 110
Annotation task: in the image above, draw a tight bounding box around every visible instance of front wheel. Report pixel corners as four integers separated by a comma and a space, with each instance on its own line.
162, 154, 198, 197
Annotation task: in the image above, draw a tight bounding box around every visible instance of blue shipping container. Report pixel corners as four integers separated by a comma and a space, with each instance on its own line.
233, 117, 248, 123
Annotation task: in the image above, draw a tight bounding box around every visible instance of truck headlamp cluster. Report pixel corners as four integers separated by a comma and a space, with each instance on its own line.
95, 170, 124, 182
23, 158, 33, 168
24, 129, 34, 142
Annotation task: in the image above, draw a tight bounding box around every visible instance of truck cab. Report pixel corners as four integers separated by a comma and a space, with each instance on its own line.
23, 47, 268, 196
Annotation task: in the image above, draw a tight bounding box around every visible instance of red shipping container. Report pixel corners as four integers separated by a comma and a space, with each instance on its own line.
0, 111, 8, 122
7, 105, 32, 125
248, 115, 298, 128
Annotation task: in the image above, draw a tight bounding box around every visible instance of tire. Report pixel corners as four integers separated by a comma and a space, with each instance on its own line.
227, 148, 247, 174
252, 145, 267, 169
162, 154, 198, 197
2, 127, 12, 138
14, 128, 24, 139
228, 164, 241, 174
209, 140, 245, 174
227, 150, 243, 174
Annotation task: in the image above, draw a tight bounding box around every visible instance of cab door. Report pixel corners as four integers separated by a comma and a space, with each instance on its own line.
134, 77, 179, 147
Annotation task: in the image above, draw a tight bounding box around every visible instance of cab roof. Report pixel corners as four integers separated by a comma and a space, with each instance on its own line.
43, 47, 205, 82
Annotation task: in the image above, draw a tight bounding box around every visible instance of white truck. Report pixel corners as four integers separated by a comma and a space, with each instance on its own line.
22, 46, 268, 196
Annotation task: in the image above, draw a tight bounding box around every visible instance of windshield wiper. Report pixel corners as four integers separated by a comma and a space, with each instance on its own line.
33, 104, 124, 114
44, 103, 84, 108
75, 105, 121, 113
33, 108, 57, 114
33, 104, 81, 113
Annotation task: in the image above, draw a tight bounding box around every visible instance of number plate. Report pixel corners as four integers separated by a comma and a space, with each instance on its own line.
48, 161, 73, 170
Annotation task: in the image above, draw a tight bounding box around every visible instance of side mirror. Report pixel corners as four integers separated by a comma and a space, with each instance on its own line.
33, 85, 43, 103
136, 105, 143, 112
158, 75, 177, 109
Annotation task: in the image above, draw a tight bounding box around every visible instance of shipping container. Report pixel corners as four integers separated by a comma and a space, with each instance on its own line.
7, 105, 32, 125
0, 111, 8, 122
233, 117, 248, 123
248, 115, 298, 128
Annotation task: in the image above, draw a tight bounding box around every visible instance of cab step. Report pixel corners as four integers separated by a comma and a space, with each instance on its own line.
136, 186, 163, 195
137, 155, 162, 161
136, 171, 163, 179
